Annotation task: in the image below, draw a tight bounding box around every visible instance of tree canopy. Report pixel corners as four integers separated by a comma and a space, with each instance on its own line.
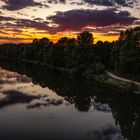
0, 27, 140, 80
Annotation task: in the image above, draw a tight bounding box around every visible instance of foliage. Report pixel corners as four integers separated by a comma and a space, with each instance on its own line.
111, 27, 140, 80
0, 31, 110, 78
0, 27, 140, 81
95, 63, 105, 74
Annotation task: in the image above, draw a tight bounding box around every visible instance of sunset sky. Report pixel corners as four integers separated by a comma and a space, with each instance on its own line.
0, 0, 140, 44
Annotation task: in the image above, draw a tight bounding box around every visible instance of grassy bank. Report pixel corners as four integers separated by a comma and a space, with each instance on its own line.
93, 74, 140, 94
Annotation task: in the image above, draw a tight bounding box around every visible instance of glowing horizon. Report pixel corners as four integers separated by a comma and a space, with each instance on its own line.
0, 0, 139, 44
0, 32, 119, 44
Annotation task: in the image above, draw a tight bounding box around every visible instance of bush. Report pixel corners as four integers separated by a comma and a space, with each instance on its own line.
95, 63, 105, 74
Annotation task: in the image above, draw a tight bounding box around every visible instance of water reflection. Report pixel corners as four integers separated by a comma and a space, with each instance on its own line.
86, 124, 125, 140
27, 98, 64, 109
0, 61, 140, 140
0, 90, 39, 109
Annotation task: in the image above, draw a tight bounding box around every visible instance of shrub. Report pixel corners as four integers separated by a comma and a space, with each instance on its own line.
95, 63, 105, 74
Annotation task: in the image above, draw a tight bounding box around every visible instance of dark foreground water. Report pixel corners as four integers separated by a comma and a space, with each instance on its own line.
0, 62, 140, 140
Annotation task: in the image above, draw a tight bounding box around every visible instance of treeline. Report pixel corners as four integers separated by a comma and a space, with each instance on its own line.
0, 27, 140, 80
112, 27, 140, 80
0, 31, 112, 78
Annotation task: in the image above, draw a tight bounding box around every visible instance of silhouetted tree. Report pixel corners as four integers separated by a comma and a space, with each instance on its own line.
77, 31, 94, 45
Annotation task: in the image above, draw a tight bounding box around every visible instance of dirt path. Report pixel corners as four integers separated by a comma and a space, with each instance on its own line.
105, 71, 140, 86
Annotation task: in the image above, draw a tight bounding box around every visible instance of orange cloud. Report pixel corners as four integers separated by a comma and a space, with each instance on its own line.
0, 30, 119, 44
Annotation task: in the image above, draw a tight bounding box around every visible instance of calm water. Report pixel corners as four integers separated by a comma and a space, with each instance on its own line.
0, 62, 140, 140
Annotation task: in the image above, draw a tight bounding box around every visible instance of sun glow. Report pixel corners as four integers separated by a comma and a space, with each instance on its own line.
0, 30, 119, 44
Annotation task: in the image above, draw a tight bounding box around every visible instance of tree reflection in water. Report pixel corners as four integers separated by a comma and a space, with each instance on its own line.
0, 61, 140, 140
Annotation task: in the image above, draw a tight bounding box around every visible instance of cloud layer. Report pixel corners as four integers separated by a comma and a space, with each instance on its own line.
0, 0, 139, 43
83, 0, 134, 6
2, 0, 44, 10
48, 9, 137, 33
1, 0, 136, 11
0, 8, 137, 35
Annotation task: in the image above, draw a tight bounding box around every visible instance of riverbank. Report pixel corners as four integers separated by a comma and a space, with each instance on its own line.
94, 73, 140, 94
0, 58, 139, 94
106, 72, 140, 87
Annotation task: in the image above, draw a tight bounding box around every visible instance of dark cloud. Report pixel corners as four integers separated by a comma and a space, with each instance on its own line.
83, 0, 113, 6
15, 18, 50, 31
48, 9, 137, 33
0, 16, 51, 40
45, 0, 135, 7
115, 0, 127, 4
33, 18, 44, 21
0, 0, 138, 12
83, 0, 134, 6
0, 15, 50, 31
47, 0, 66, 4
0, 15, 16, 21
0, 8, 137, 37
2, 0, 45, 11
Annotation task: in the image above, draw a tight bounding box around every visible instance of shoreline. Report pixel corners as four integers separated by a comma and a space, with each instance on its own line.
0, 57, 140, 94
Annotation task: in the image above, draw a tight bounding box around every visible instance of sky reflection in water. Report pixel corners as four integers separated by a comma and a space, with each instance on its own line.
0, 65, 136, 140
